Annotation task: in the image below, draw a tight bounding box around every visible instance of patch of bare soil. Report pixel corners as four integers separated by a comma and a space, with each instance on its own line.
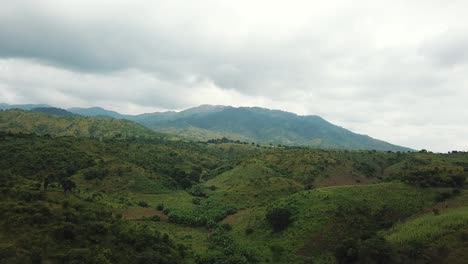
120, 206, 168, 221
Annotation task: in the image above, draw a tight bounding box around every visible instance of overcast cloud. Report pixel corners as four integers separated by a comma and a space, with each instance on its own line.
1, 0, 468, 152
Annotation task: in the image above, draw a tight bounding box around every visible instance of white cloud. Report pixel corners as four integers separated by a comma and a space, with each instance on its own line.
1, 0, 468, 152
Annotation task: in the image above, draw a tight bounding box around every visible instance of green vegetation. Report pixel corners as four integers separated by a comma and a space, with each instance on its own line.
67, 104, 412, 151
0, 109, 167, 139
1, 110, 468, 263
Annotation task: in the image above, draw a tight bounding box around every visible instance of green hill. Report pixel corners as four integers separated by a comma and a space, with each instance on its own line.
0, 114, 467, 263
0, 109, 166, 139
66, 104, 412, 151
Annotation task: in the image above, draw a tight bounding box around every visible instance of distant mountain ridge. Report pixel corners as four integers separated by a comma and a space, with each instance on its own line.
68, 107, 128, 119
31, 107, 78, 117
1, 103, 413, 151
0, 103, 50, 110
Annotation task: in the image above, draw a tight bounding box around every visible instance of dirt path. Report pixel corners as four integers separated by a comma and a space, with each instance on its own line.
120, 206, 168, 221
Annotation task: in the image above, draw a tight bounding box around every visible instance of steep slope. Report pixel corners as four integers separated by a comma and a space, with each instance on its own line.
0, 109, 164, 139
142, 106, 412, 151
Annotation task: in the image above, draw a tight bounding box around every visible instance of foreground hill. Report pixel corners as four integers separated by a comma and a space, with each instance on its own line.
0, 109, 165, 139
0, 128, 467, 263
66, 104, 412, 151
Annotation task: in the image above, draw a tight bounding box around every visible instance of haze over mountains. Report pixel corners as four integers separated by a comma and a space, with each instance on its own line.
0, 103, 412, 151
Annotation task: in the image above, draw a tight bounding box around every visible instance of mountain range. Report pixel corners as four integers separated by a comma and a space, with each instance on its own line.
0, 103, 412, 151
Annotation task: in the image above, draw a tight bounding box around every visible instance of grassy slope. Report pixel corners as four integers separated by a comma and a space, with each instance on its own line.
1, 128, 468, 263
384, 190, 468, 264
226, 183, 437, 263
0, 109, 167, 139
153, 126, 252, 142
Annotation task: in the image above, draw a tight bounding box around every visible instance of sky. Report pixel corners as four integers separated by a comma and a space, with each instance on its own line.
1, 0, 468, 152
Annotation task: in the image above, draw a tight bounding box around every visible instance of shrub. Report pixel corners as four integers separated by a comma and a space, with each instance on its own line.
138, 201, 149, 208
162, 208, 171, 215
149, 215, 161, 222
435, 192, 452, 203
192, 198, 201, 205
245, 228, 254, 235
450, 175, 466, 187
156, 203, 164, 210
83, 168, 109, 180
266, 207, 293, 232
219, 223, 232, 231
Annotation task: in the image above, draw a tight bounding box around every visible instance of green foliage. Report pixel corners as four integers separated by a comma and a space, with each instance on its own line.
335, 236, 393, 264
0, 194, 186, 264
195, 224, 258, 264
84, 167, 109, 180
0, 109, 165, 139
138, 200, 149, 207
1, 121, 468, 264
60, 178, 76, 193
385, 206, 468, 262
135, 106, 412, 151
266, 207, 294, 232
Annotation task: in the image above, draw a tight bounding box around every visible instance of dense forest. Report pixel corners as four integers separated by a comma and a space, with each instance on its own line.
0, 110, 467, 263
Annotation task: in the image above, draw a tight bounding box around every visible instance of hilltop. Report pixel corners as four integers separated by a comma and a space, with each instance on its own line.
0, 109, 167, 139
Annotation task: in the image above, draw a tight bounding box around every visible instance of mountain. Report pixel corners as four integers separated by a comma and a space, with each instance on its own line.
135, 105, 412, 151
2, 103, 412, 151
67, 107, 128, 119
31, 107, 78, 117
0, 103, 50, 110
0, 109, 166, 139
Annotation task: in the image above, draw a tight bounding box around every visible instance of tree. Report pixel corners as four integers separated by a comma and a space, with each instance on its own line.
451, 175, 466, 187
266, 208, 293, 232
60, 179, 76, 193
43, 177, 49, 191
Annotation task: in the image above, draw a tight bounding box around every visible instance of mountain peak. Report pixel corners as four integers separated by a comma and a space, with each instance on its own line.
1, 103, 412, 151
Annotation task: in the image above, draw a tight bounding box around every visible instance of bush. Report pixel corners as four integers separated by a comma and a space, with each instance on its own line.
148, 215, 161, 222
156, 203, 164, 210
450, 175, 466, 187
266, 208, 293, 232
435, 192, 452, 203
83, 168, 109, 180
245, 228, 254, 235
138, 201, 149, 208
219, 223, 232, 231
192, 198, 201, 205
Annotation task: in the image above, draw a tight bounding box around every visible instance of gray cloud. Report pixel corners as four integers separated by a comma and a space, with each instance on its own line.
1, 0, 468, 152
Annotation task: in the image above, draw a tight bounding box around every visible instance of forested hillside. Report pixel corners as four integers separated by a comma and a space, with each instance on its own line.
1, 110, 467, 263
67, 105, 413, 151
0, 109, 167, 139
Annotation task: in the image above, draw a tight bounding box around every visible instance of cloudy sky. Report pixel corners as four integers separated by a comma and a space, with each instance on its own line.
1, 0, 468, 152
